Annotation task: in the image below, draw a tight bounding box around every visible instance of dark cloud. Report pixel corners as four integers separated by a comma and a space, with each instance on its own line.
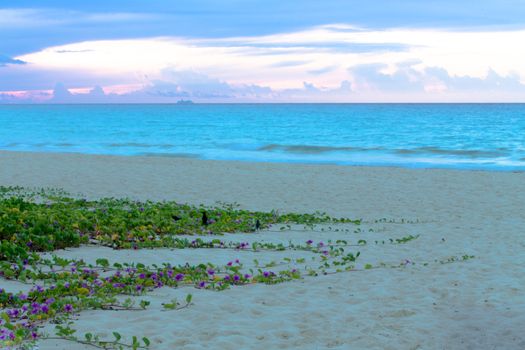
55, 49, 94, 53
0, 54, 25, 67
48, 84, 114, 103
50, 83, 73, 102
151, 70, 234, 98
308, 65, 337, 75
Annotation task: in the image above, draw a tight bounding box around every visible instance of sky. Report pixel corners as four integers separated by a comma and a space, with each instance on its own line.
1, 0, 525, 103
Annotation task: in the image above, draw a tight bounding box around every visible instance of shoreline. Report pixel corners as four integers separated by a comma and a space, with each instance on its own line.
1, 149, 524, 220
1, 148, 523, 173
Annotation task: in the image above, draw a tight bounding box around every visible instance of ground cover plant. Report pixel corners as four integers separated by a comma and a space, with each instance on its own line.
0, 186, 473, 349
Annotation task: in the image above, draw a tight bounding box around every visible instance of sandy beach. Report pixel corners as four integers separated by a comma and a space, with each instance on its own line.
1, 150, 525, 349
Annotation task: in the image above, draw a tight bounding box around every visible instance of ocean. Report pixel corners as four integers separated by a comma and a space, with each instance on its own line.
1, 104, 524, 171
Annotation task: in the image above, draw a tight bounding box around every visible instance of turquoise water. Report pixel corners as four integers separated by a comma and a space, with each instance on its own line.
0, 104, 524, 171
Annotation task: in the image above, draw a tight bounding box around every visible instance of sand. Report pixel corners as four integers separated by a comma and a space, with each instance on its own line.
1, 150, 525, 349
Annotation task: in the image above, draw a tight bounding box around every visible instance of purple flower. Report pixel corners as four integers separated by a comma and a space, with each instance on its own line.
41, 305, 49, 314
19, 293, 27, 301
233, 275, 240, 282
139, 273, 146, 279
263, 271, 270, 278
7, 309, 19, 318
207, 269, 215, 276
64, 304, 73, 313
31, 331, 38, 339
135, 285, 142, 291
235, 259, 240, 264
223, 275, 231, 281
306, 240, 313, 245
198, 281, 206, 288
244, 274, 251, 279
227, 261, 233, 266
175, 273, 184, 281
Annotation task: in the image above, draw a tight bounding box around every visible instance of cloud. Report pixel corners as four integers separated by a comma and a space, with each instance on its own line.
350, 63, 426, 92
0, 9, 62, 28
0, 8, 161, 28
2, 23, 525, 102
350, 62, 525, 93
269, 60, 310, 68
150, 70, 234, 98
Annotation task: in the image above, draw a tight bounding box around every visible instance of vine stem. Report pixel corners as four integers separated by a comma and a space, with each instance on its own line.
43, 336, 148, 349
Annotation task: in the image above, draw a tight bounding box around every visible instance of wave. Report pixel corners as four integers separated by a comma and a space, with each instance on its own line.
4, 142, 75, 148
139, 152, 199, 158
394, 147, 508, 159
108, 142, 175, 149
257, 144, 382, 154
256, 143, 510, 160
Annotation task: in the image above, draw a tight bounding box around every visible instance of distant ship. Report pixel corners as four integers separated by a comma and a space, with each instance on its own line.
176, 99, 194, 105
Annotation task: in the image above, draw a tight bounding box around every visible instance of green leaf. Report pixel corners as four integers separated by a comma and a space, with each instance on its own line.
185, 294, 192, 304
96, 258, 109, 267
113, 332, 122, 341
142, 337, 151, 346
140, 300, 150, 309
